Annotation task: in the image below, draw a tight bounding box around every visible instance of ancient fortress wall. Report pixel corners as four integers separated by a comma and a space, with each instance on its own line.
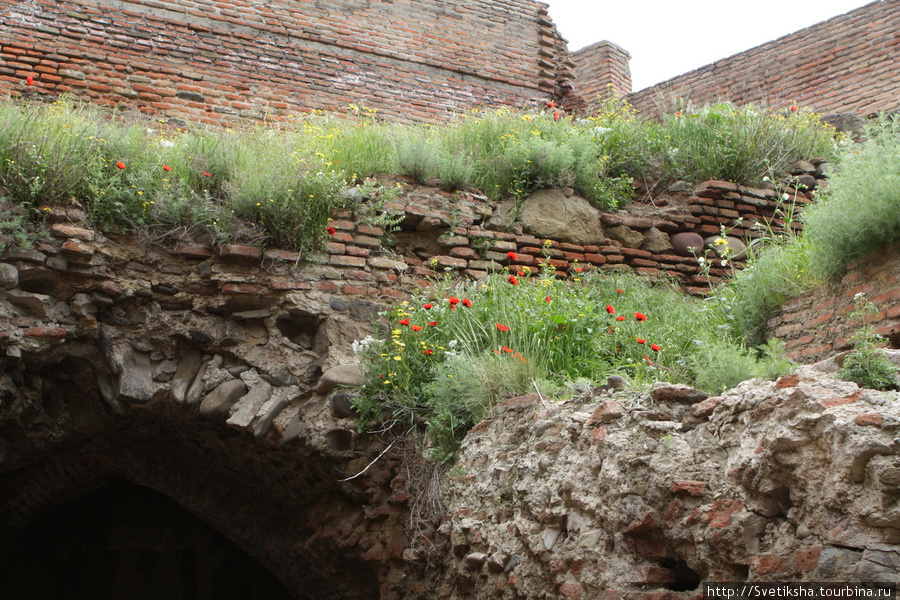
570, 40, 631, 109
622, 0, 900, 118
0, 0, 576, 125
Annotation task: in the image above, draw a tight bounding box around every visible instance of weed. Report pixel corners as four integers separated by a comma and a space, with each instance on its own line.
839, 294, 899, 391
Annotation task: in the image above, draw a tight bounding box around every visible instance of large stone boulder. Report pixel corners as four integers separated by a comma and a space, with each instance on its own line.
517, 189, 604, 246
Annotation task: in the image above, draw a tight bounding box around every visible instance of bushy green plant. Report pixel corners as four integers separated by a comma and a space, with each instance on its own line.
353, 269, 791, 462
839, 294, 899, 391
653, 102, 839, 186
803, 114, 900, 278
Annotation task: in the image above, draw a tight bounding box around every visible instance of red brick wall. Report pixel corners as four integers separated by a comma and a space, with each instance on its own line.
0, 0, 576, 125
625, 0, 900, 118
571, 41, 632, 113
767, 244, 900, 363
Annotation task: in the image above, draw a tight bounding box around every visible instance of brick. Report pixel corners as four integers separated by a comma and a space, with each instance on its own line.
222, 283, 264, 295
50, 224, 94, 241
24, 326, 67, 339
671, 480, 706, 497
171, 244, 212, 260
854, 413, 884, 427
219, 244, 262, 262
329, 255, 367, 268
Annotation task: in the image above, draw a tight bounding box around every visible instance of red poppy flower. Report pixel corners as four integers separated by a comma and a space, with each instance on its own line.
636, 338, 646, 344
496, 323, 510, 332
616, 288, 624, 294
616, 315, 625, 322
508, 275, 518, 285
462, 298, 472, 307
574, 267, 583, 273
507, 251, 517, 260
423, 303, 433, 309
546, 100, 555, 108
116, 161, 126, 170
545, 296, 552, 303
427, 321, 438, 327
449, 305, 456, 310
398, 318, 410, 326
553, 111, 560, 122
501, 346, 513, 353
635, 312, 647, 322
162, 165, 171, 172
327, 226, 336, 235
606, 305, 615, 314
789, 105, 798, 112
203, 171, 211, 177
423, 349, 433, 355
651, 344, 662, 352
448, 297, 460, 305
411, 325, 423, 332
675, 111, 682, 117
644, 355, 653, 366
26, 76, 33, 86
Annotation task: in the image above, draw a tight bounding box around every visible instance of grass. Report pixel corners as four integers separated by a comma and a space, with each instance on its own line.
0, 97, 840, 254
353, 267, 792, 462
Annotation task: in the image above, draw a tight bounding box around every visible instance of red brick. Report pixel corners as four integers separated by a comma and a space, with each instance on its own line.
775, 373, 800, 388
854, 413, 884, 427
818, 390, 862, 408
707, 499, 744, 528
270, 281, 311, 290
221, 283, 264, 295
559, 583, 583, 600
24, 326, 67, 339
329, 255, 367, 268
794, 546, 822, 573
751, 553, 788, 576
671, 480, 706, 497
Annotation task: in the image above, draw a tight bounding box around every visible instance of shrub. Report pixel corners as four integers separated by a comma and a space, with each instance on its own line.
803, 114, 900, 278
353, 269, 791, 462
839, 294, 899, 391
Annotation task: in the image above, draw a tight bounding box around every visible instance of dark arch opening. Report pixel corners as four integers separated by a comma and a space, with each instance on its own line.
0, 476, 295, 600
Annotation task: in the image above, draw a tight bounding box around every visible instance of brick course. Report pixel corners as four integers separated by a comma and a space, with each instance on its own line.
0, 0, 577, 125
623, 0, 900, 117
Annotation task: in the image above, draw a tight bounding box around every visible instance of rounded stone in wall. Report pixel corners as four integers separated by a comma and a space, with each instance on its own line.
704, 235, 748, 261
670, 232, 705, 257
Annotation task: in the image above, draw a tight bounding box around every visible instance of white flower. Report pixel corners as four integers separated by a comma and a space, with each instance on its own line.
697, 257, 705, 265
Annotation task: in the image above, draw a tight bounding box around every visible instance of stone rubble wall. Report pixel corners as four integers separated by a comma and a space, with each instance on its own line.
624, 0, 900, 118
0, 0, 576, 125
767, 244, 900, 364
432, 362, 900, 598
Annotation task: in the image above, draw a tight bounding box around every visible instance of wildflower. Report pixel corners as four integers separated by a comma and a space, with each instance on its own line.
616, 315, 625, 321
643, 355, 653, 366
635, 312, 647, 321
636, 338, 646, 344
616, 288, 624, 294
517, 270, 525, 276
507, 251, 517, 260
508, 275, 519, 285
606, 305, 615, 314
714, 237, 728, 246
545, 296, 552, 303
26, 76, 33, 85
553, 111, 560, 122
398, 318, 410, 326
327, 226, 336, 235
427, 321, 438, 327
501, 346, 513, 353
574, 267, 583, 273
163, 165, 171, 172
496, 323, 510, 332
789, 105, 798, 112
423, 303, 433, 309
546, 100, 555, 108
116, 161, 126, 169
651, 343, 662, 352
448, 297, 460, 305
423, 349, 434, 355
203, 171, 211, 177
675, 111, 681, 117
462, 298, 472, 307
411, 325, 423, 332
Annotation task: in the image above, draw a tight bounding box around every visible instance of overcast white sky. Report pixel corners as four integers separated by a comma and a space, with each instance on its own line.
544, 0, 876, 91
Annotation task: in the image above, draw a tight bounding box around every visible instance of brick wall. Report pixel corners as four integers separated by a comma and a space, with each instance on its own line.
625, 0, 900, 118
571, 41, 632, 113
0, 0, 576, 126
767, 244, 900, 363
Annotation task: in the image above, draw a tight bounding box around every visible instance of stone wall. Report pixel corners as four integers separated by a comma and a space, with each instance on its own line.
570, 40, 632, 113
767, 244, 900, 364
625, 0, 900, 118
0, 0, 576, 125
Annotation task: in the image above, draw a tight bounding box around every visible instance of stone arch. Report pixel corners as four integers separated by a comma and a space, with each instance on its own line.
0, 331, 405, 600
